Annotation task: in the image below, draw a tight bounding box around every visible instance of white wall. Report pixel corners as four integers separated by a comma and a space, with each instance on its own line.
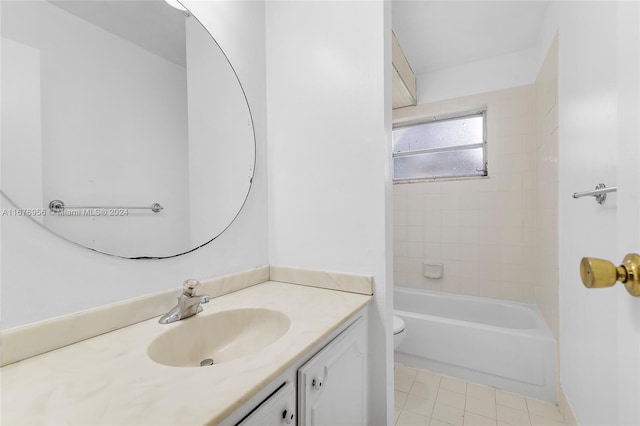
265, 1, 393, 423
0, 0, 268, 329
1, 38, 43, 223
415, 48, 537, 105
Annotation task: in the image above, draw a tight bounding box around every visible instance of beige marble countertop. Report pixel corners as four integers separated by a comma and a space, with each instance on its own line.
0, 281, 371, 425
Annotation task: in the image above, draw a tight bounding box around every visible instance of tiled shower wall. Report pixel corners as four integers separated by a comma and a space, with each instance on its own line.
534, 37, 559, 339
393, 85, 538, 302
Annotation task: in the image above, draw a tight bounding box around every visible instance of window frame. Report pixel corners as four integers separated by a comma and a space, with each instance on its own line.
392, 109, 488, 183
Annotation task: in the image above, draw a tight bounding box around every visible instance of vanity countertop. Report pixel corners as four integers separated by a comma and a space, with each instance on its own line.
0, 281, 372, 425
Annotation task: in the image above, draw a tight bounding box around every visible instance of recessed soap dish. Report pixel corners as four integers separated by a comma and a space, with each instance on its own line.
424, 263, 443, 279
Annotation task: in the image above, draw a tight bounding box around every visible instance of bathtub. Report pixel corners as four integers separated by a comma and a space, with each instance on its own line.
394, 287, 557, 402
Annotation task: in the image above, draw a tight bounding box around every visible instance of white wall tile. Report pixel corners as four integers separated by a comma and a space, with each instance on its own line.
394, 189, 409, 210
459, 244, 479, 259
407, 241, 424, 258
425, 226, 442, 243
459, 209, 480, 227
407, 226, 425, 242
393, 85, 546, 304
395, 210, 408, 226
442, 243, 460, 261
404, 278, 424, 290
424, 209, 443, 227
424, 193, 443, 209
394, 271, 409, 287
441, 193, 460, 210
533, 37, 558, 340
442, 276, 462, 294
407, 257, 425, 275
442, 227, 460, 244
408, 210, 424, 227
395, 241, 408, 257
459, 261, 481, 279
394, 225, 408, 242
459, 227, 480, 244
442, 209, 460, 228
424, 279, 444, 291
498, 172, 523, 191
424, 242, 442, 259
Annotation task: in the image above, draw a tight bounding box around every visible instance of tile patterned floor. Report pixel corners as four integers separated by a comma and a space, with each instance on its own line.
394, 363, 566, 426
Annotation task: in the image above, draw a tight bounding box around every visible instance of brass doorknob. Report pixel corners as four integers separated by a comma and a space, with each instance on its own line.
580, 253, 640, 296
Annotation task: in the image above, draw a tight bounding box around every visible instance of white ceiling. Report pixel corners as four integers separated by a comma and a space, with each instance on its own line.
392, 1, 549, 75
50, 0, 187, 67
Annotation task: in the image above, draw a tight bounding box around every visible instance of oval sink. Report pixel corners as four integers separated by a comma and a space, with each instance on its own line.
147, 308, 291, 367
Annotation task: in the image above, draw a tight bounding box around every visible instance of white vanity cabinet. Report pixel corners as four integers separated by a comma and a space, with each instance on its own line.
225, 310, 368, 426
298, 316, 367, 426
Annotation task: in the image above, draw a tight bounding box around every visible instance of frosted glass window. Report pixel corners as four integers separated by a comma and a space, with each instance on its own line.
392, 111, 487, 181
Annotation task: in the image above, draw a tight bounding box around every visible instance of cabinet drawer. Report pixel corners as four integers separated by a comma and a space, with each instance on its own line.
238, 382, 296, 426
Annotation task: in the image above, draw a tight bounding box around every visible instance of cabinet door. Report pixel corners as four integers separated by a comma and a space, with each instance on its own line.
238, 382, 296, 426
298, 316, 367, 426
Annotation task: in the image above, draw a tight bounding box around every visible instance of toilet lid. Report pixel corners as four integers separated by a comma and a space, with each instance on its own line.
393, 315, 405, 335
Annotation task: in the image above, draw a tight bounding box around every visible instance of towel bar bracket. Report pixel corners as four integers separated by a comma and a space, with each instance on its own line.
572, 183, 617, 205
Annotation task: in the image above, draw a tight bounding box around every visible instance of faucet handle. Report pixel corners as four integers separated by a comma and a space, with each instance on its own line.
183, 279, 201, 296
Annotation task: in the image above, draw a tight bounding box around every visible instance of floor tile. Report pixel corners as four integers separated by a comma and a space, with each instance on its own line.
430, 419, 455, 426
396, 363, 419, 377
396, 390, 409, 410
496, 405, 531, 426
396, 364, 419, 393
393, 364, 565, 426
525, 398, 563, 422
464, 411, 497, 426
466, 395, 497, 419
496, 390, 527, 411
467, 383, 496, 403
440, 376, 467, 395
404, 395, 436, 417
437, 388, 466, 410
411, 380, 440, 401
416, 370, 442, 386
432, 403, 465, 426
529, 414, 565, 426
396, 410, 431, 426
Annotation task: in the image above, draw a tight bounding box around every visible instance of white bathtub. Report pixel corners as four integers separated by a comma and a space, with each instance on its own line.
394, 287, 557, 402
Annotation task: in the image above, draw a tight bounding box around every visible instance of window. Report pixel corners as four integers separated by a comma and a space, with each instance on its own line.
392, 111, 487, 181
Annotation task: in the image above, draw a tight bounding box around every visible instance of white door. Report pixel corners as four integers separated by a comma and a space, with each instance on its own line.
613, 2, 640, 423
561, 2, 640, 425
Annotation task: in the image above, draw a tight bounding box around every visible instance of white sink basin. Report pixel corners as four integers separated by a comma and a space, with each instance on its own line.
147, 308, 290, 367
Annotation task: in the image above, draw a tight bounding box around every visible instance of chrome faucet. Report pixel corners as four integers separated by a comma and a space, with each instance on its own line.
158, 279, 211, 324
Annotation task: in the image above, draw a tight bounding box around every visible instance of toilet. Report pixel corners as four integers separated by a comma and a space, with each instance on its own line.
393, 315, 406, 349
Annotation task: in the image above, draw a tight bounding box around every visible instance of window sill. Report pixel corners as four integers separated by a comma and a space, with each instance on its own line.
393, 175, 490, 185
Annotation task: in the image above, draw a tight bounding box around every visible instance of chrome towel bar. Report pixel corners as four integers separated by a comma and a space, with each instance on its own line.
48, 199, 163, 213
572, 183, 617, 205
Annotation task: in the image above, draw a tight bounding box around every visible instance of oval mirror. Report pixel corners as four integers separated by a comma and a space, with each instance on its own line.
1, 0, 255, 258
